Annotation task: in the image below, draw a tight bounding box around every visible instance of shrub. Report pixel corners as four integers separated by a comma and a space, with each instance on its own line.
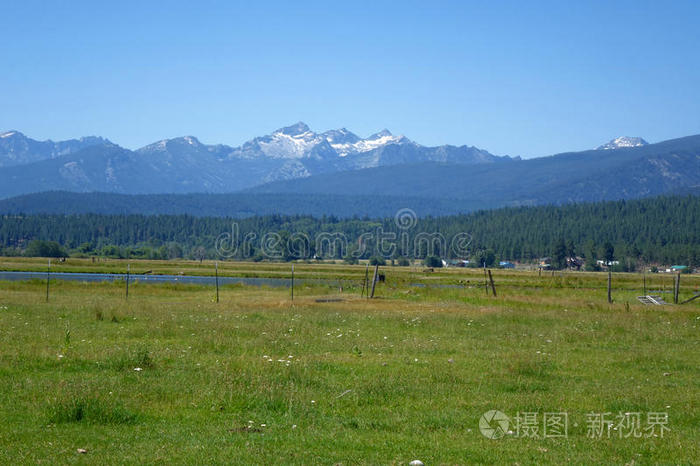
369, 256, 386, 266
423, 255, 443, 268
397, 257, 410, 267
24, 240, 68, 258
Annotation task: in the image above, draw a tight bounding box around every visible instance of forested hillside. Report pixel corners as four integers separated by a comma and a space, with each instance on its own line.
0, 191, 496, 218
0, 195, 697, 267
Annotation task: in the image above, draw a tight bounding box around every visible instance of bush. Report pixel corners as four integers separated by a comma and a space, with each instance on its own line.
369, 256, 386, 266
423, 255, 443, 268
585, 260, 601, 272
100, 245, 122, 258
24, 240, 68, 258
396, 257, 410, 267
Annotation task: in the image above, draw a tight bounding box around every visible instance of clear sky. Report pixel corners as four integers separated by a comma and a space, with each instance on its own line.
2, 0, 699, 158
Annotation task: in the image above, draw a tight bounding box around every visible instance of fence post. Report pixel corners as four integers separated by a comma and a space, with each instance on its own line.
607, 270, 612, 303
126, 263, 130, 299
291, 264, 294, 301
370, 265, 379, 298
46, 259, 50, 302
215, 261, 219, 303
674, 272, 680, 304
488, 269, 497, 297
361, 263, 369, 298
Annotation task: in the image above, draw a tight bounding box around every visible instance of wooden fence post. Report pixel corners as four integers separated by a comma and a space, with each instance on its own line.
215, 261, 219, 303
46, 259, 50, 302
488, 269, 497, 297
291, 264, 294, 301
361, 263, 369, 298
607, 270, 612, 304
370, 265, 379, 298
126, 263, 130, 299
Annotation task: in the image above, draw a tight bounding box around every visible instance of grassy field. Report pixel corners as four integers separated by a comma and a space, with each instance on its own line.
0, 259, 698, 464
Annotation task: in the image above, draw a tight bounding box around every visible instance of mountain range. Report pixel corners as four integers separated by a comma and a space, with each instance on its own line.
0, 131, 111, 168
0, 125, 698, 217
0, 124, 506, 198
248, 134, 700, 203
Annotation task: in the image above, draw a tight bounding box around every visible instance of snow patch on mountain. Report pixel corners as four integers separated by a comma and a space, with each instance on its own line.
596, 136, 648, 150
257, 128, 324, 159
329, 129, 408, 156
224, 122, 411, 160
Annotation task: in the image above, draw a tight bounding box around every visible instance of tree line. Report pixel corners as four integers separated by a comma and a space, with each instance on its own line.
0, 195, 697, 268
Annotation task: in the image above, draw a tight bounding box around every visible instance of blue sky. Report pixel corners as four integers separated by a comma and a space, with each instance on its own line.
1, 0, 699, 158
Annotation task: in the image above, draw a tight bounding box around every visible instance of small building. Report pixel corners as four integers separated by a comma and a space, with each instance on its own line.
671, 265, 688, 272
567, 256, 583, 271
448, 259, 470, 267
499, 261, 515, 269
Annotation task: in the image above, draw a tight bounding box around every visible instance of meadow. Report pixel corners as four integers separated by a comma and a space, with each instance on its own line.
0, 258, 698, 464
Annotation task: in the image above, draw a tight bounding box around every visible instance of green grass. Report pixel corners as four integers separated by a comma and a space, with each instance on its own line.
0, 262, 698, 464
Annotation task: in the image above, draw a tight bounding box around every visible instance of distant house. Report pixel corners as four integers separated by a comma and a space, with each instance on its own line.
671, 265, 688, 272
596, 260, 619, 266
499, 261, 515, 269
538, 257, 551, 269
448, 259, 470, 267
567, 257, 583, 271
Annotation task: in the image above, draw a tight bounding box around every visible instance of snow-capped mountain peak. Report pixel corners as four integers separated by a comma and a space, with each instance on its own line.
368, 129, 393, 139
332, 135, 405, 156
139, 135, 204, 153
227, 123, 411, 159
321, 128, 361, 145
1, 130, 19, 138
327, 128, 408, 157
253, 123, 324, 159
275, 122, 312, 136
596, 136, 649, 150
